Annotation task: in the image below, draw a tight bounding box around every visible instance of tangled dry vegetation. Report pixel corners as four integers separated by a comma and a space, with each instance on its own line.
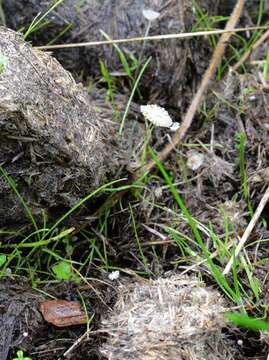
101, 275, 234, 360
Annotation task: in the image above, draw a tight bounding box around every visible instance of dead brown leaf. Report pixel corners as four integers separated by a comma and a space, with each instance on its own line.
39, 300, 87, 327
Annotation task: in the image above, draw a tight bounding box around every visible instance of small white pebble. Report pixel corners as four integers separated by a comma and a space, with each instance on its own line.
237, 339, 243, 346
142, 9, 160, 21
108, 270, 120, 281
186, 152, 204, 171
23, 332, 28, 337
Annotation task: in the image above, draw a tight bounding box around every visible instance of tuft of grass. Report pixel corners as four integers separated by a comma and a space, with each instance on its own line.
24, 0, 65, 39
0, 176, 131, 280
147, 148, 263, 310
149, 147, 242, 303
97, 30, 151, 129
192, 0, 228, 47
192, 0, 228, 79
100, 30, 140, 86
225, 0, 268, 75
0, 170, 150, 283
192, 0, 268, 79
119, 56, 151, 134
98, 30, 151, 133
227, 313, 269, 331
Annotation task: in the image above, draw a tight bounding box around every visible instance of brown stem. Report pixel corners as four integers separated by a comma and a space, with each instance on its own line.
232, 28, 269, 71
223, 184, 269, 276
138, 0, 245, 176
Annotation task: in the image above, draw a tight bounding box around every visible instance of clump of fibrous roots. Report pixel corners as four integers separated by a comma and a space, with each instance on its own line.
0, 27, 143, 227
100, 275, 235, 360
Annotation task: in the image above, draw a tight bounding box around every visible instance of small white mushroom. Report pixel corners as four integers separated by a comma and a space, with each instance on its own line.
140, 104, 180, 131
142, 9, 160, 22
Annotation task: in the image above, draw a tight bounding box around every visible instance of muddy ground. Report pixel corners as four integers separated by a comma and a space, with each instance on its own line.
1, 0, 269, 359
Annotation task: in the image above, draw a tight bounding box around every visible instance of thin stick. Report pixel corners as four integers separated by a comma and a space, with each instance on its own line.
63, 330, 91, 357
223, 185, 269, 276
232, 28, 269, 71
34, 25, 268, 50
140, 0, 245, 175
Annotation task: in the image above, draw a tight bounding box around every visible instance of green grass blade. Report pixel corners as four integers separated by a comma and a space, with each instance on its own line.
24, 0, 65, 39
100, 30, 134, 80
129, 203, 148, 269
0, 166, 39, 236
149, 147, 238, 301
43, 178, 125, 239
227, 313, 269, 331
119, 57, 151, 134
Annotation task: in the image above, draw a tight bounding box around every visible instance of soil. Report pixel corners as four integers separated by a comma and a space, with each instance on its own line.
1, 1, 269, 360
0, 277, 115, 360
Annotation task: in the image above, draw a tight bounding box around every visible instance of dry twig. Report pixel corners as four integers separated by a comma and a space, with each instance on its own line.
223, 185, 269, 275
138, 0, 245, 175
232, 28, 269, 71
35, 26, 268, 50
